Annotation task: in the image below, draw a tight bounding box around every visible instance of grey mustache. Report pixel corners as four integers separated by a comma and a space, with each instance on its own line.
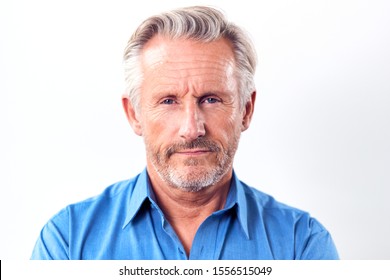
165, 138, 221, 158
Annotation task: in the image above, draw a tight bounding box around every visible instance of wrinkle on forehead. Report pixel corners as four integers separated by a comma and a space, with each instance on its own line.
141, 36, 236, 72
140, 36, 238, 97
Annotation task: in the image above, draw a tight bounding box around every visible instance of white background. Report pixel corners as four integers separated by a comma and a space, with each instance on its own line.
1, 0, 389, 259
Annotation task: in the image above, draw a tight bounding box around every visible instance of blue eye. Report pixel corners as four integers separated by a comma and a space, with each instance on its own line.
203, 97, 220, 104
161, 99, 175, 105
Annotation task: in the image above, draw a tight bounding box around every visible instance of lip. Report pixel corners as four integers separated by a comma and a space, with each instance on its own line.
175, 149, 211, 155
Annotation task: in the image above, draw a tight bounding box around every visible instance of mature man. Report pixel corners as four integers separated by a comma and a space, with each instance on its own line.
31, 6, 339, 260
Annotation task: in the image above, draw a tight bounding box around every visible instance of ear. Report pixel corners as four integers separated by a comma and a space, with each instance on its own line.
122, 94, 143, 136
241, 91, 256, 132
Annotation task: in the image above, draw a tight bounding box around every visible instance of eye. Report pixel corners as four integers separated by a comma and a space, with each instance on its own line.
201, 97, 221, 104
161, 98, 175, 105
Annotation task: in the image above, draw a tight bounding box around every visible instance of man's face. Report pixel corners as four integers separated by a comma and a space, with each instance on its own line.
130, 36, 252, 192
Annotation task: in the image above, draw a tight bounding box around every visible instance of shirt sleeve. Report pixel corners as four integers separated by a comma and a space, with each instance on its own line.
295, 215, 339, 260
31, 208, 70, 260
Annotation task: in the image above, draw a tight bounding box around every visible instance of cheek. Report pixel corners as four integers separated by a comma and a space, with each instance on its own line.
205, 110, 242, 144
141, 110, 178, 146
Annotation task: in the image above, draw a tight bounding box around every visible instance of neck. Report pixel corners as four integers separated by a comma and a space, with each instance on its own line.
147, 165, 232, 255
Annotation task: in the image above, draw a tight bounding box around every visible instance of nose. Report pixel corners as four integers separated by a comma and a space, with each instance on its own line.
178, 104, 206, 141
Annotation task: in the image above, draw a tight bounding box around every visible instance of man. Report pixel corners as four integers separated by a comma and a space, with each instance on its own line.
31, 6, 339, 260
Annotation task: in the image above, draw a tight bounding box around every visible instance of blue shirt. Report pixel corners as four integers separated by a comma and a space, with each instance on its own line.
31, 169, 339, 260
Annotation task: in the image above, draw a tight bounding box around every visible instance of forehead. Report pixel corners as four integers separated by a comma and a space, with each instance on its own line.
141, 35, 236, 65
139, 36, 237, 94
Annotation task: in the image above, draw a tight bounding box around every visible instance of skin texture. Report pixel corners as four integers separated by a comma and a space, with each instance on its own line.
122, 36, 256, 255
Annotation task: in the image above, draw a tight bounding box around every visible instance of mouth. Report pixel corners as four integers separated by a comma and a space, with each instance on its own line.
175, 149, 212, 156
165, 139, 220, 158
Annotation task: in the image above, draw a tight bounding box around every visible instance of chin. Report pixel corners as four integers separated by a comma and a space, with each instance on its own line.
165, 166, 227, 192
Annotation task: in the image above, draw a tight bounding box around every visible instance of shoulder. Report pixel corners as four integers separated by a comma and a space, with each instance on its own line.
46, 173, 142, 228
237, 180, 339, 259
238, 180, 330, 235
31, 173, 143, 259
240, 180, 308, 218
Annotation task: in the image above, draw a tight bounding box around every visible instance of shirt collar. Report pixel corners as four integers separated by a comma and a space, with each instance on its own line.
122, 168, 152, 229
221, 170, 250, 239
122, 169, 250, 239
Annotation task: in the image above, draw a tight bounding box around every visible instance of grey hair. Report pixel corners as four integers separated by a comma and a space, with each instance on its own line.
123, 6, 257, 110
